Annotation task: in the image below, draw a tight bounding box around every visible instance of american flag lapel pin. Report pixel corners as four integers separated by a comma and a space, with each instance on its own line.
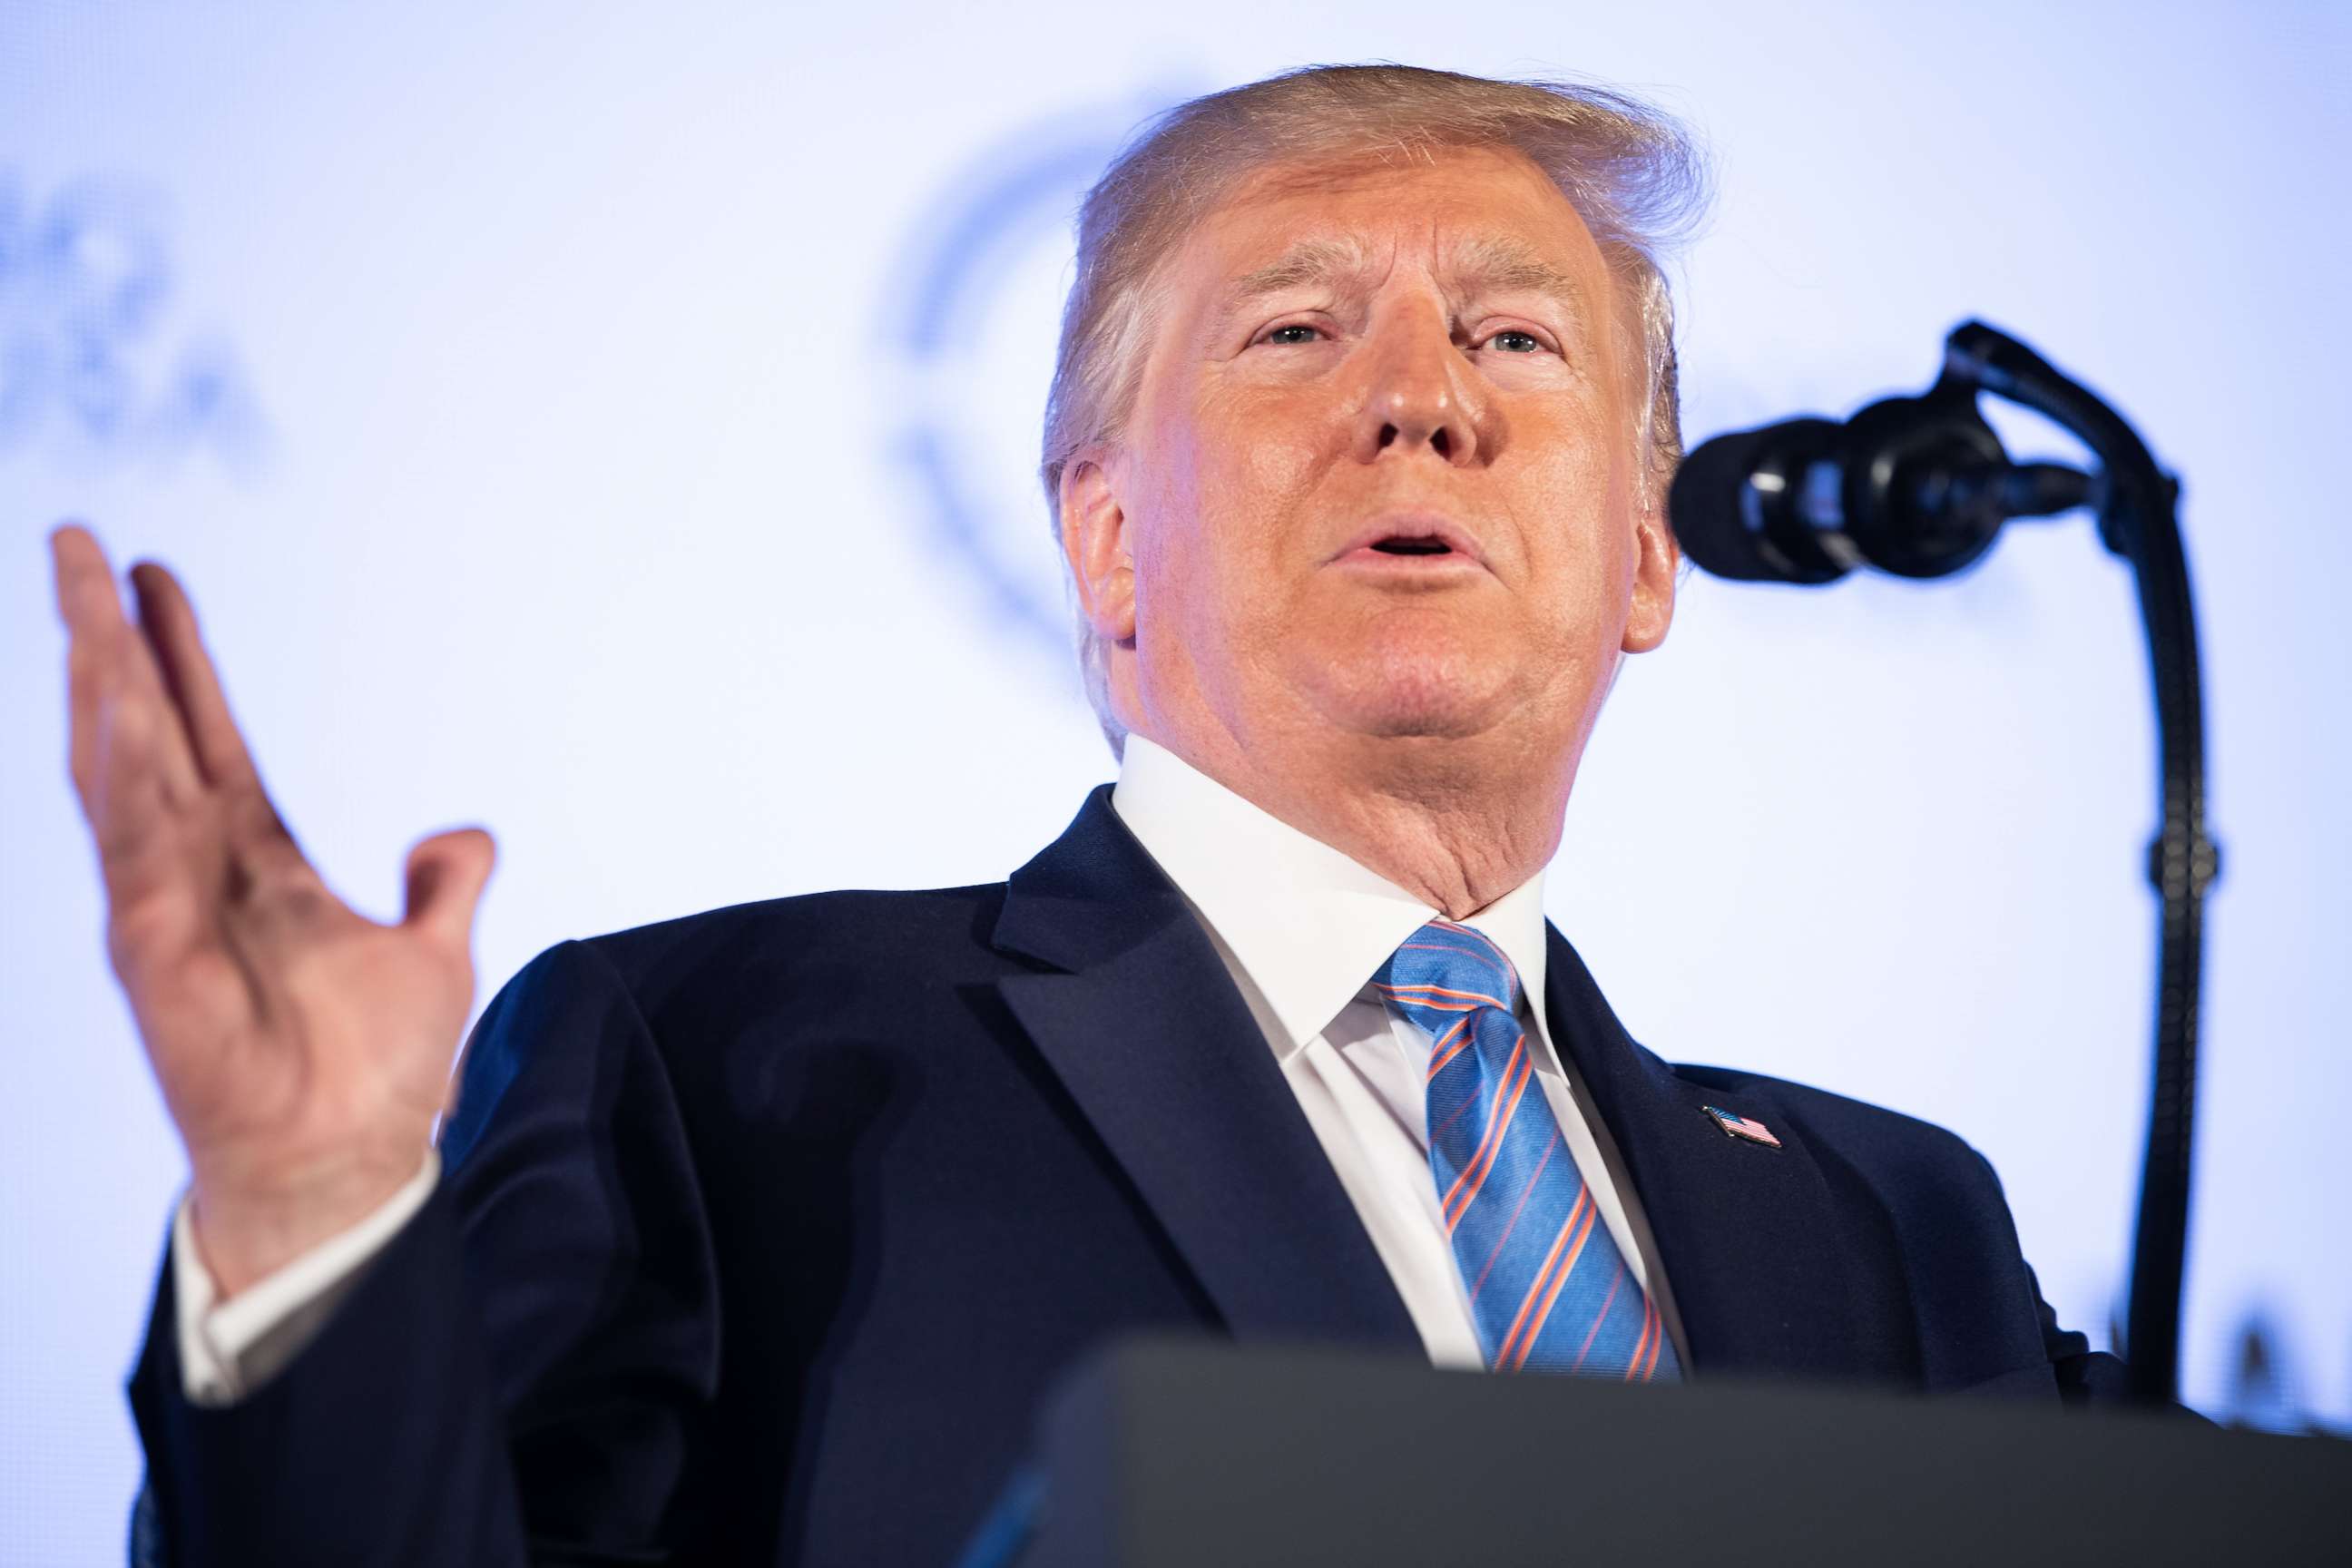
1701, 1105, 1784, 1150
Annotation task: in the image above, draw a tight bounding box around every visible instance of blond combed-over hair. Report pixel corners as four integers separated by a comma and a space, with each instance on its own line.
1040, 64, 1710, 756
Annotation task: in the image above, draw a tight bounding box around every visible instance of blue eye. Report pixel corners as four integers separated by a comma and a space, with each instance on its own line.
1261, 324, 1321, 346
1486, 329, 1544, 354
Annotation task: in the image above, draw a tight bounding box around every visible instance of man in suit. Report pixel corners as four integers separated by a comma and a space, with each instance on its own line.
56, 63, 2117, 1567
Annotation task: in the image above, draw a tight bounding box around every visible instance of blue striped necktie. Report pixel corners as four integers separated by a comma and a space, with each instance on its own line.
1376, 919, 1681, 1379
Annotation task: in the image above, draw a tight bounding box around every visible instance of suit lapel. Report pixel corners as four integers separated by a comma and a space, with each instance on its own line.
986, 792, 1897, 1376
990, 787, 1421, 1352
1543, 925, 1887, 1379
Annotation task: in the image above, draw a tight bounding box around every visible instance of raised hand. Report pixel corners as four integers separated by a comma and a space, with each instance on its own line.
51, 524, 495, 1298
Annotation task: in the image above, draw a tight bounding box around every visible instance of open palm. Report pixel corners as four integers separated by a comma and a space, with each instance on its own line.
51, 524, 495, 1296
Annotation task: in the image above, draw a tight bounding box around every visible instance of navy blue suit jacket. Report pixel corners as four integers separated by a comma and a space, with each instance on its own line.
125, 785, 2121, 1564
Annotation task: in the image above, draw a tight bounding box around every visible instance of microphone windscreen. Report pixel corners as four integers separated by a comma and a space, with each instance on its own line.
1670, 416, 1851, 585
1669, 425, 1783, 582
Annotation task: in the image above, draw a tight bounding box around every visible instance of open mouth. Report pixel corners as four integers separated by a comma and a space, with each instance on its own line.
1333, 518, 1485, 569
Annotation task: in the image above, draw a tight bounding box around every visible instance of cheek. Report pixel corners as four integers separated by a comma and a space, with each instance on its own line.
1194, 377, 1317, 504
1128, 404, 1254, 643
1158, 389, 1320, 609
1517, 409, 1640, 628
1128, 407, 1204, 592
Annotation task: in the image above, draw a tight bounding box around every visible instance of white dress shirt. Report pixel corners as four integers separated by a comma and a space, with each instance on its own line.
1110, 734, 1685, 1370
172, 1150, 440, 1403
172, 733, 1685, 1402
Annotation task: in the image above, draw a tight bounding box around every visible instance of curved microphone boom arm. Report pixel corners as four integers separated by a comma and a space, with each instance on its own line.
1946, 324, 2216, 1411
1671, 320, 2213, 1407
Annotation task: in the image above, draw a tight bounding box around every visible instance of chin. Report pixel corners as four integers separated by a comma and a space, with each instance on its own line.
1289, 622, 1518, 741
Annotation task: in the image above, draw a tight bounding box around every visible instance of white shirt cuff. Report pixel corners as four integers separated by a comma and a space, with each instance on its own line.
171, 1149, 441, 1406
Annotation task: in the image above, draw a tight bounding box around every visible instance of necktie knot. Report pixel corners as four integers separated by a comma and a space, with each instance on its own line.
1374, 919, 1524, 1029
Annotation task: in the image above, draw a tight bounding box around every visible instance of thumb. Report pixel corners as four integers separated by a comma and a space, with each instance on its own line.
402, 827, 496, 948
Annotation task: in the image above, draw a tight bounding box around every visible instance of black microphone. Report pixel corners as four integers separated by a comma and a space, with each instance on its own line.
1666, 318, 2214, 1407
1670, 375, 2096, 584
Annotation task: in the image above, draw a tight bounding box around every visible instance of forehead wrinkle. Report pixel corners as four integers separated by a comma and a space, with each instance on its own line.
1220, 235, 1374, 305
1207, 226, 1592, 329
1446, 234, 1592, 318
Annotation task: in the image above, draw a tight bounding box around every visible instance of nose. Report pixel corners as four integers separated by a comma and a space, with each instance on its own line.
1351, 302, 1487, 466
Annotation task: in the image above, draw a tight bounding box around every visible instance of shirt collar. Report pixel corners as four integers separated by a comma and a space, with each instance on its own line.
1109, 733, 1559, 1073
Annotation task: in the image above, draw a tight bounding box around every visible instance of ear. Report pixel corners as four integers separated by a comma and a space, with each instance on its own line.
1620, 476, 1679, 655
1059, 452, 1137, 642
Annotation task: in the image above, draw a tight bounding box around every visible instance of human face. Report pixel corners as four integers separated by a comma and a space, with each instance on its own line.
1063, 144, 1678, 771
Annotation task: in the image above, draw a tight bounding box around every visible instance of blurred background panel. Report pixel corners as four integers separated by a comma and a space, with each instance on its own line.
3, 1, 2345, 1558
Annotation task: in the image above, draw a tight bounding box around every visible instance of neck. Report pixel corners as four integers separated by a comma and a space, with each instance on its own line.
1132, 720, 1578, 920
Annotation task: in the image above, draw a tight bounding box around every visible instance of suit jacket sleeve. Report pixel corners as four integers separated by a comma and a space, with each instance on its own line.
1962, 1146, 2134, 1406
2034, 1266, 2132, 1406
123, 938, 723, 1565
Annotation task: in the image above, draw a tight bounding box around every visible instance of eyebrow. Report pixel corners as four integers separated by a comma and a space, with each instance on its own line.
1451, 236, 1590, 310
1224, 237, 1370, 301
1213, 233, 1592, 329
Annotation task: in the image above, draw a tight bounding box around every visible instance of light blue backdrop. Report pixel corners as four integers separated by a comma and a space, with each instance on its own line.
5, 1, 2347, 1560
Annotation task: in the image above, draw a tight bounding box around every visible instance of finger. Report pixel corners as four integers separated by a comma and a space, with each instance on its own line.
109, 564, 207, 808
53, 528, 202, 879
53, 525, 114, 813
54, 527, 173, 915
54, 523, 141, 809
125, 559, 312, 877
87, 659, 193, 916
51, 527, 204, 815
49, 521, 117, 627
401, 828, 496, 951
129, 560, 260, 791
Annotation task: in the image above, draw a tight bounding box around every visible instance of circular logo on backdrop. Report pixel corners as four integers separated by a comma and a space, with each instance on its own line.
880, 89, 1191, 662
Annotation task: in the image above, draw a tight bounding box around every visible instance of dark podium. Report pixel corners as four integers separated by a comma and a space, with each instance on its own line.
960, 1338, 2350, 1567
